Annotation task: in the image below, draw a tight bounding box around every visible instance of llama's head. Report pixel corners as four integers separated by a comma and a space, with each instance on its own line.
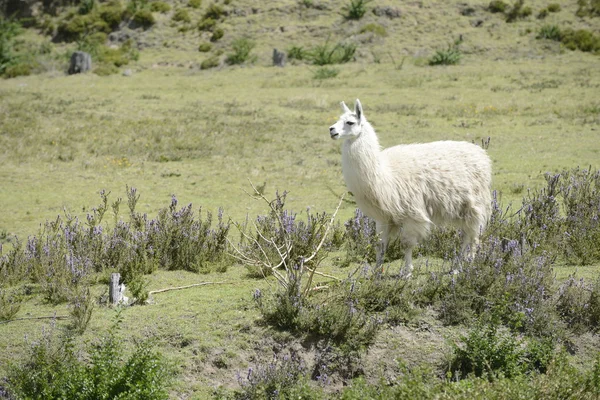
329, 99, 365, 140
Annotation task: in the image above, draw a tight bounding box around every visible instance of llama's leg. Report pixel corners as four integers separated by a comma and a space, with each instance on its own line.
400, 228, 418, 278
462, 214, 486, 259
375, 220, 390, 269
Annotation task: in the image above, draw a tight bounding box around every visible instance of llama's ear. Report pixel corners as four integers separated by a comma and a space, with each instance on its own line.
340, 101, 351, 113
355, 99, 363, 121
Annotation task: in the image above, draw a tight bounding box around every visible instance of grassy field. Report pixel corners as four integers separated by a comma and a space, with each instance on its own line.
1, 0, 600, 398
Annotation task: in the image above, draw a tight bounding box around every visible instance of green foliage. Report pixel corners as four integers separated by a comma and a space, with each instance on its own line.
99, 0, 126, 29
287, 45, 306, 60
57, 13, 109, 42
313, 66, 339, 79
488, 0, 508, 13
3, 61, 35, 78
132, 9, 156, 27
198, 42, 212, 52
172, 8, 191, 23
68, 287, 94, 334
547, 3, 561, 12
210, 26, 224, 42
149, 1, 171, 13
559, 167, 600, 263
188, 0, 202, 9
7, 313, 171, 399
560, 28, 600, 53
0, 287, 22, 321
225, 37, 255, 65
311, 40, 356, 65
200, 55, 220, 69
344, 0, 371, 20
448, 322, 554, 379
577, 0, 600, 17
359, 23, 387, 37
198, 17, 216, 31
428, 43, 461, 65
204, 3, 225, 20
127, 273, 149, 305
506, 0, 532, 22
537, 24, 561, 41
93, 63, 119, 75
78, 0, 96, 15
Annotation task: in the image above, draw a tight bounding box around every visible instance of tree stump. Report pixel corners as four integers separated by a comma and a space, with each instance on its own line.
109, 273, 128, 305
272, 48, 286, 67
68, 51, 92, 75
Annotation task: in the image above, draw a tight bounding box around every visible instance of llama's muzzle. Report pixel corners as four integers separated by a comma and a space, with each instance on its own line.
329, 127, 339, 139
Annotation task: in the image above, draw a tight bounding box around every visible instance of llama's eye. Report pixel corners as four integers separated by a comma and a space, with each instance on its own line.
346, 121, 355, 126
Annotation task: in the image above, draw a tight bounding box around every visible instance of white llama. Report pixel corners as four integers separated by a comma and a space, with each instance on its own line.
329, 99, 492, 274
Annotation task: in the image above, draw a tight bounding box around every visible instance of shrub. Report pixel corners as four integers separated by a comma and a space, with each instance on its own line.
201, 55, 220, 69
78, 0, 96, 15
0, 287, 21, 321
203, 3, 224, 20
537, 24, 561, 41
99, 0, 126, 29
149, 1, 171, 13
488, 0, 508, 13
67, 287, 94, 334
7, 313, 171, 399
506, 0, 531, 22
3, 62, 34, 78
313, 66, 339, 80
198, 17, 216, 31
210, 26, 224, 42
172, 8, 191, 23
547, 3, 561, 12
198, 42, 212, 52
576, 0, 600, 17
344, 0, 371, 20
57, 14, 110, 42
132, 9, 155, 28
188, 0, 202, 8
560, 28, 600, 53
225, 37, 255, 65
448, 322, 555, 379
359, 23, 387, 37
559, 167, 600, 263
235, 354, 320, 400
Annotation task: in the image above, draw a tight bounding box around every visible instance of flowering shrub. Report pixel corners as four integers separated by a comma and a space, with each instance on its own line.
0, 187, 231, 303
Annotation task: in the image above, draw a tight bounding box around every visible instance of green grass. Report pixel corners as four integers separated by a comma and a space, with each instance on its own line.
1, 0, 600, 397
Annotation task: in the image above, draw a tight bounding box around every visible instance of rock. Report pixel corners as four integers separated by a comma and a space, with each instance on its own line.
372, 6, 401, 18
272, 48, 286, 67
123, 69, 132, 76
68, 51, 92, 75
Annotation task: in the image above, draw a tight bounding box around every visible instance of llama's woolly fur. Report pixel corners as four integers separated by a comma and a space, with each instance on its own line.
330, 99, 492, 271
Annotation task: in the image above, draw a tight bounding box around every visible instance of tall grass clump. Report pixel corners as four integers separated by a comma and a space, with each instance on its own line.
343, 0, 371, 20
310, 39, 356, 65
537, 24, 561, 41
7, 313, 171, 399
428, 41, 462, 66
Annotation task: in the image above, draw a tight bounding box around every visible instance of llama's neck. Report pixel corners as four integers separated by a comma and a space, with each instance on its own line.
341, 121, 388, 193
